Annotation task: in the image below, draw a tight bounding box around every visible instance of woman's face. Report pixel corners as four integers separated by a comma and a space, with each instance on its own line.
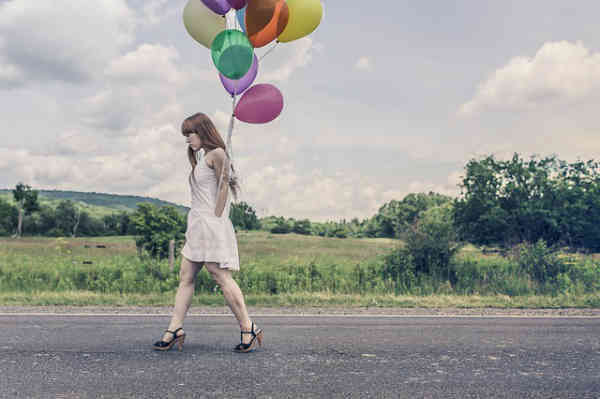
185, 132, 203, 152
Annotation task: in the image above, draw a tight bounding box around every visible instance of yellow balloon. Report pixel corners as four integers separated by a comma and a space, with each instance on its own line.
277, 0, 323, 43
183, 0, 226, 49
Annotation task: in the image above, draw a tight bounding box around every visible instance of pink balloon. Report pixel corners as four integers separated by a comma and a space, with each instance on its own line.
235, 84, 284, 124
227, 0, 247, 10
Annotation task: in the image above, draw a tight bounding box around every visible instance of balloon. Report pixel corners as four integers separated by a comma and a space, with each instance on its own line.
236, 6, 246, 32
183, 0, 226, 49
235, 84, 284, 124
220, 54, 258, 95
200, 0, 231, 15
211, 30, 254, 79
278, 0, 323, 43
246, 0, 289, 48
227, 0, 247, 10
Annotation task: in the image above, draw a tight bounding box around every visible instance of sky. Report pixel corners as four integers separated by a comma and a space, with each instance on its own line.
1, 1, 600, 221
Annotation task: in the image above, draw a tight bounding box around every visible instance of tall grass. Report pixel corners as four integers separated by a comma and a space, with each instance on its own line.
1, 234, 599, 307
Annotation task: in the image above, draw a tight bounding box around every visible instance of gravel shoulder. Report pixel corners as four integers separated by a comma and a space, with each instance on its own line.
2, 305, 600, 316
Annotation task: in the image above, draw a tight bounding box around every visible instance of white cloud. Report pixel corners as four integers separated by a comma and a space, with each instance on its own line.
355, 56, 372, 71
460, 41, 600, 116
81, 43, 188, 132
260, 38, 315, 82
0, 0, 135, 87
106, 44, 182, 85
0, 123, 190, 202
235, 160, 462, 221
139, 0, 180, 26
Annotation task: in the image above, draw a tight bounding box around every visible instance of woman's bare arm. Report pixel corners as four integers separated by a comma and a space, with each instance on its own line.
212, 148, 230, 217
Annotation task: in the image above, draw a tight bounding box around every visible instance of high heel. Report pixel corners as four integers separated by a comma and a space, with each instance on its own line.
153, 327, 186, 351
234, 322, 263, 353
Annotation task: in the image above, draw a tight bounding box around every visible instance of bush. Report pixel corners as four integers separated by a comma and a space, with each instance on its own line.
230, 201, 261, 231
269, 217, 291, 234
404, 204, 462, 282
514, 240, 566, 286
131, 203, 186, 259
292, 219, 312, 235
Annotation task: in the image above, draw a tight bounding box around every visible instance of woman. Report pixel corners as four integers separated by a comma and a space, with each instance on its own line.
153, 112, 263, 353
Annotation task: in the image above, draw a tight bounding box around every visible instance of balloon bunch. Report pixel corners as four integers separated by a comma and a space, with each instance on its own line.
183, 0, 323, 159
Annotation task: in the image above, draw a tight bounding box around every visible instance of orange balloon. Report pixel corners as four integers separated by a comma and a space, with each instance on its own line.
246, 0, 289, 48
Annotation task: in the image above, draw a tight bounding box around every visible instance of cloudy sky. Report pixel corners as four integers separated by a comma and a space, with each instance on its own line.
1, 1, 600, 221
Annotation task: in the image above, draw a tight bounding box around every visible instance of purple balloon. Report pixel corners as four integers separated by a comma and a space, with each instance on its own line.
235, 83, 284, 124
227, 0, 247, 10
219, 54, 258, 96
201, 0, 231, 15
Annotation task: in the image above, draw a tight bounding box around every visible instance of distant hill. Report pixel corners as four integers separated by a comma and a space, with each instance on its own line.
0, 189, 189, 217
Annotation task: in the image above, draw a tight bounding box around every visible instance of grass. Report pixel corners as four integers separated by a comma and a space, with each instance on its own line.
1, 233, 599, 308
1, 291, 598, 308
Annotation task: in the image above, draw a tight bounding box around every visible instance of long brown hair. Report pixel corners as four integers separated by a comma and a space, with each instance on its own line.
181, 112, 239, 199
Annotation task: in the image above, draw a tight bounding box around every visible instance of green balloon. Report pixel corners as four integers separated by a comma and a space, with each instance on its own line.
211, 30, 254, 80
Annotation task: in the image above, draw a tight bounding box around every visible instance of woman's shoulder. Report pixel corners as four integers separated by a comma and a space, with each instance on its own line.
205, 147, 226, 168
206, 148, 226, 161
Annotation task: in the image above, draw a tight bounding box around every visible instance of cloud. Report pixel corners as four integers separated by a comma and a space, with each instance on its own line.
236, 159, 462, 221
0, 0, 135, 88
460, 41, 600, 116
106, 43, 182, 85
81, 43, 187, 132
260, 38, 315, 82
0, 123, 190, 201
138, 0, 180, 26
354, 56, 372, 71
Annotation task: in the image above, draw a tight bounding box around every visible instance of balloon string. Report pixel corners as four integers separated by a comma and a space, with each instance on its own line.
259, 41, 279, 62
227, 92, 237, 164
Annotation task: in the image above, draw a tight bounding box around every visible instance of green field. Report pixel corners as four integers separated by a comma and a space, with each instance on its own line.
1, 232, 599, 308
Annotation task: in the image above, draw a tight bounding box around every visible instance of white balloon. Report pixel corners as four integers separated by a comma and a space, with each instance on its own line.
183, 0, 226, 49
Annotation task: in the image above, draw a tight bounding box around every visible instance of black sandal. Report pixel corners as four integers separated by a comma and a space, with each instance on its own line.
234, 322, 263, 353
153, 327, 186, 351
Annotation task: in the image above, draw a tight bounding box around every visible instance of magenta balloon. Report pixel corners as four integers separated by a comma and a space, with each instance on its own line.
220, 54, 258, 96
235, 84, 284, 124
227, 0, 247, 10
201, 0, 231, 15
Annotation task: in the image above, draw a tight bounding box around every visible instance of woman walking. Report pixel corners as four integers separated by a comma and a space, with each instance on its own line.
153, 112, 263, 353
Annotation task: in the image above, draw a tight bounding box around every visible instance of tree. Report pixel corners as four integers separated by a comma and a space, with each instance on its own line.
118, 212, 132, 235
131, 203, 186, 259
37, 205, 56, 234
103, 214, 120, 235
0, 198, 18, 236
78, 212, 105, 236
229, 201, 261, 230
55, 200, 78, 236
12, 183, 39, 238
454, 154, 600, 250
372, 192, 453, 238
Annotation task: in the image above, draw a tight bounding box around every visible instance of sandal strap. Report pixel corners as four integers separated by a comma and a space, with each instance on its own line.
240, 322, 257, 339
165, 327, 183, 337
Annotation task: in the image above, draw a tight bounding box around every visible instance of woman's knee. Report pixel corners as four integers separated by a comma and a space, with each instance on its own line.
179, 258, 200, 285
206, 263, 231, 287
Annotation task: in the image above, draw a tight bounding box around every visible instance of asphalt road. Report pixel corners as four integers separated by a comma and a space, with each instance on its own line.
1, 314, 599, 398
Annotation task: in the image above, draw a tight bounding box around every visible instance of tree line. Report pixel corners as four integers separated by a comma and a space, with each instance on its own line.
0, 183, 134, 237
2, 153, 599, 255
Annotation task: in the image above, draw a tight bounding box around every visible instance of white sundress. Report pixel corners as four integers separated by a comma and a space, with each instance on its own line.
180, 154, 240, 270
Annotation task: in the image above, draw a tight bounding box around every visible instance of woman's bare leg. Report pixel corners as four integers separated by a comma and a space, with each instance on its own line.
204, 262, 254, 343
162, 256, 202, 341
